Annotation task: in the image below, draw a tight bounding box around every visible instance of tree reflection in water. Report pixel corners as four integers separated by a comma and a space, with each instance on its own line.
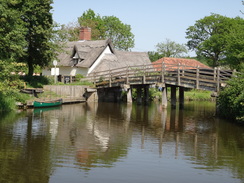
0, 101, 243, 183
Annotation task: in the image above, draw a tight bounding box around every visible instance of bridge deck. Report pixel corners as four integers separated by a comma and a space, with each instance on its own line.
81, 62, 233, 92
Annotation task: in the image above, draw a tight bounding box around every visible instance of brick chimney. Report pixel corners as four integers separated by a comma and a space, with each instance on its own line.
79, 27, 91, 41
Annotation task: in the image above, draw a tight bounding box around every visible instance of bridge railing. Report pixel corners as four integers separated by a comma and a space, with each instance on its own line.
81, 61, 234, 91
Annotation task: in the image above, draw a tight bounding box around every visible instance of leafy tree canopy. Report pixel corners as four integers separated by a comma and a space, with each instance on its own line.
156, 39, 188, 58
186, 14, 244, 70
0, 0, 56, 76
20, 0, 56, 76
0, 0, 27, 62
225, 17, 244, 71
148, 51, 164, 62
58, 9, 135, 51
78, 9, 106, 40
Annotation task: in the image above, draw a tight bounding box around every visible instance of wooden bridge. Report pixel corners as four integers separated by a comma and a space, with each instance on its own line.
82, 62, 233, 108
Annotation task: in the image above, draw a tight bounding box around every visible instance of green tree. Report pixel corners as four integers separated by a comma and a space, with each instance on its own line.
78, 9, 106, 40
186, 14, 233, 67
155, 38, 188, 58
20, 0, 55, 76
217, 73, 244, 123
148, 51, 164, 62
0, 60, 26, 111
59, 9, 135, 51
54, 22, 80, 42
0, 0, 26, 62
225, 17, 244, 71
103, 16, 134, 51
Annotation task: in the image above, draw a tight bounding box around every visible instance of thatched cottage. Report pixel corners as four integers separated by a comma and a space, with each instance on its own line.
42, 27, 151, 82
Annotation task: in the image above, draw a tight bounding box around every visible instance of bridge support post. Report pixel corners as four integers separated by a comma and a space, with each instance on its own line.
171, 86, 177, 109
123, 84, 132, 103
179, 87, 184, 109
115, 88, 123, 102
136, 87, 142, 105
127, 88, 133, 103
144, 85, 149, 104
161, 87, 167, 108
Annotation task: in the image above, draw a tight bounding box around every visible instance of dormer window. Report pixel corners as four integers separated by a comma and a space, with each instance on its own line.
72, 53, 81, 66
73, 58, 78, 66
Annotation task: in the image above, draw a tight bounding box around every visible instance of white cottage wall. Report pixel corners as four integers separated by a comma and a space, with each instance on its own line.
87, 46, 112, 74
42, 66, 88, 77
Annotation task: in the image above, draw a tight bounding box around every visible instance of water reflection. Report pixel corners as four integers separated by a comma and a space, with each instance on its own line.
0, 102, 243, 183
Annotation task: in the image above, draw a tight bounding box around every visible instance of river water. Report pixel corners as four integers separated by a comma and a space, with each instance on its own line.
0, 101, 243, 183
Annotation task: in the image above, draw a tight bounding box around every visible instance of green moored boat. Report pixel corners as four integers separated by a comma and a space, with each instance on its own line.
33, 99, 62, 108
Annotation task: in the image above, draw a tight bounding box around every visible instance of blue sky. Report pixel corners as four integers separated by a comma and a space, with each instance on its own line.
52, 0, 243, 54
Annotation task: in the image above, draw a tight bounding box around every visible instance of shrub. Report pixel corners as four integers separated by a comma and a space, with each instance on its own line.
0, 91, 16, 111
75, 74, 84, 81
20, 75, 53, 88
217, 73, 244, 123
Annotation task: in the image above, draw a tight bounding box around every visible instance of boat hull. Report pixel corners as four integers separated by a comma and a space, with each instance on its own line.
33, 99, 62, 108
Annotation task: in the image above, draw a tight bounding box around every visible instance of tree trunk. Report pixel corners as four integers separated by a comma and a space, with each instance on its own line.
28, 59, 34, 77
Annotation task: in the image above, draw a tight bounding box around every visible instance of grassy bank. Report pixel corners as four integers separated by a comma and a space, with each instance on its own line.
184, 89, 214, 101
149, 88, 214, 102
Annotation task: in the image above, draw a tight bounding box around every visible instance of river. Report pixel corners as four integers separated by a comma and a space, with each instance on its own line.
0, 101, 243, 183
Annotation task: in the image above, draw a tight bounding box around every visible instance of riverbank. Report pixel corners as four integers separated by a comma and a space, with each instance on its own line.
184, 89, 215, 101
16, 97, 86, 108
17, 87, 215, 109
151, 88, 215, 102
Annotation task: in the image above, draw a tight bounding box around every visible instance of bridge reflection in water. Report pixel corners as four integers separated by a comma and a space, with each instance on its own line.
0, 102, 243, 183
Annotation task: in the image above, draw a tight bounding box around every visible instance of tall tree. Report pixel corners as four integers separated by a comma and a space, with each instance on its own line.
225, 17, 244, 71
186, 14, 233, 67
103, 16, 134, 51
54, 21, 80, 42
148, 51, 164, 62
20, 0, 55, 76
78, 9, 106, 40
155, 39, 188, 58
0, 0, 26, 62
60, 9, 135, 51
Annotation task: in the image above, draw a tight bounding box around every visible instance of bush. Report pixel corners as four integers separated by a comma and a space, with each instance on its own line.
217, 73, 244, 123
0, 92, 16, 111
20, 75, 53, 88
75, 74, 84, 81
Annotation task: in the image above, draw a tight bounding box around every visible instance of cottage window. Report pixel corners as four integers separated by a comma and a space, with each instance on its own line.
72, 58, 83, 66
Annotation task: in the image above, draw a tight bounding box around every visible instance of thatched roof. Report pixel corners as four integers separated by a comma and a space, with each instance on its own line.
91, 50, 151, 73
57, 39, 151, 74
57, 39, 114, 68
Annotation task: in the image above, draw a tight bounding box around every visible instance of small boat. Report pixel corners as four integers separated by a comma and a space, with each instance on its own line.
33, 99, 62, 108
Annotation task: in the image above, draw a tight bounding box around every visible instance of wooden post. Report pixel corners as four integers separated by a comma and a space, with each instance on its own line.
161, 86, 167, 108
143, 64, 146, 84
126, 65, 129, 84
124, 84, 132, 103
217, 67, 220, 92
143, 75, 146, 84
136, 87, 142, 105
214, 67, 217, 81
177, 63, 181, 86
93, 72, 96, 84
171, 86, 177, 109
196, 66, 199, 89
109, 69, 112, 87
127, 88, 132, 103
144, 85, 149, 104
179, 87, 184, 109
161, 61, 165, 83
182, 64, 185, 76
